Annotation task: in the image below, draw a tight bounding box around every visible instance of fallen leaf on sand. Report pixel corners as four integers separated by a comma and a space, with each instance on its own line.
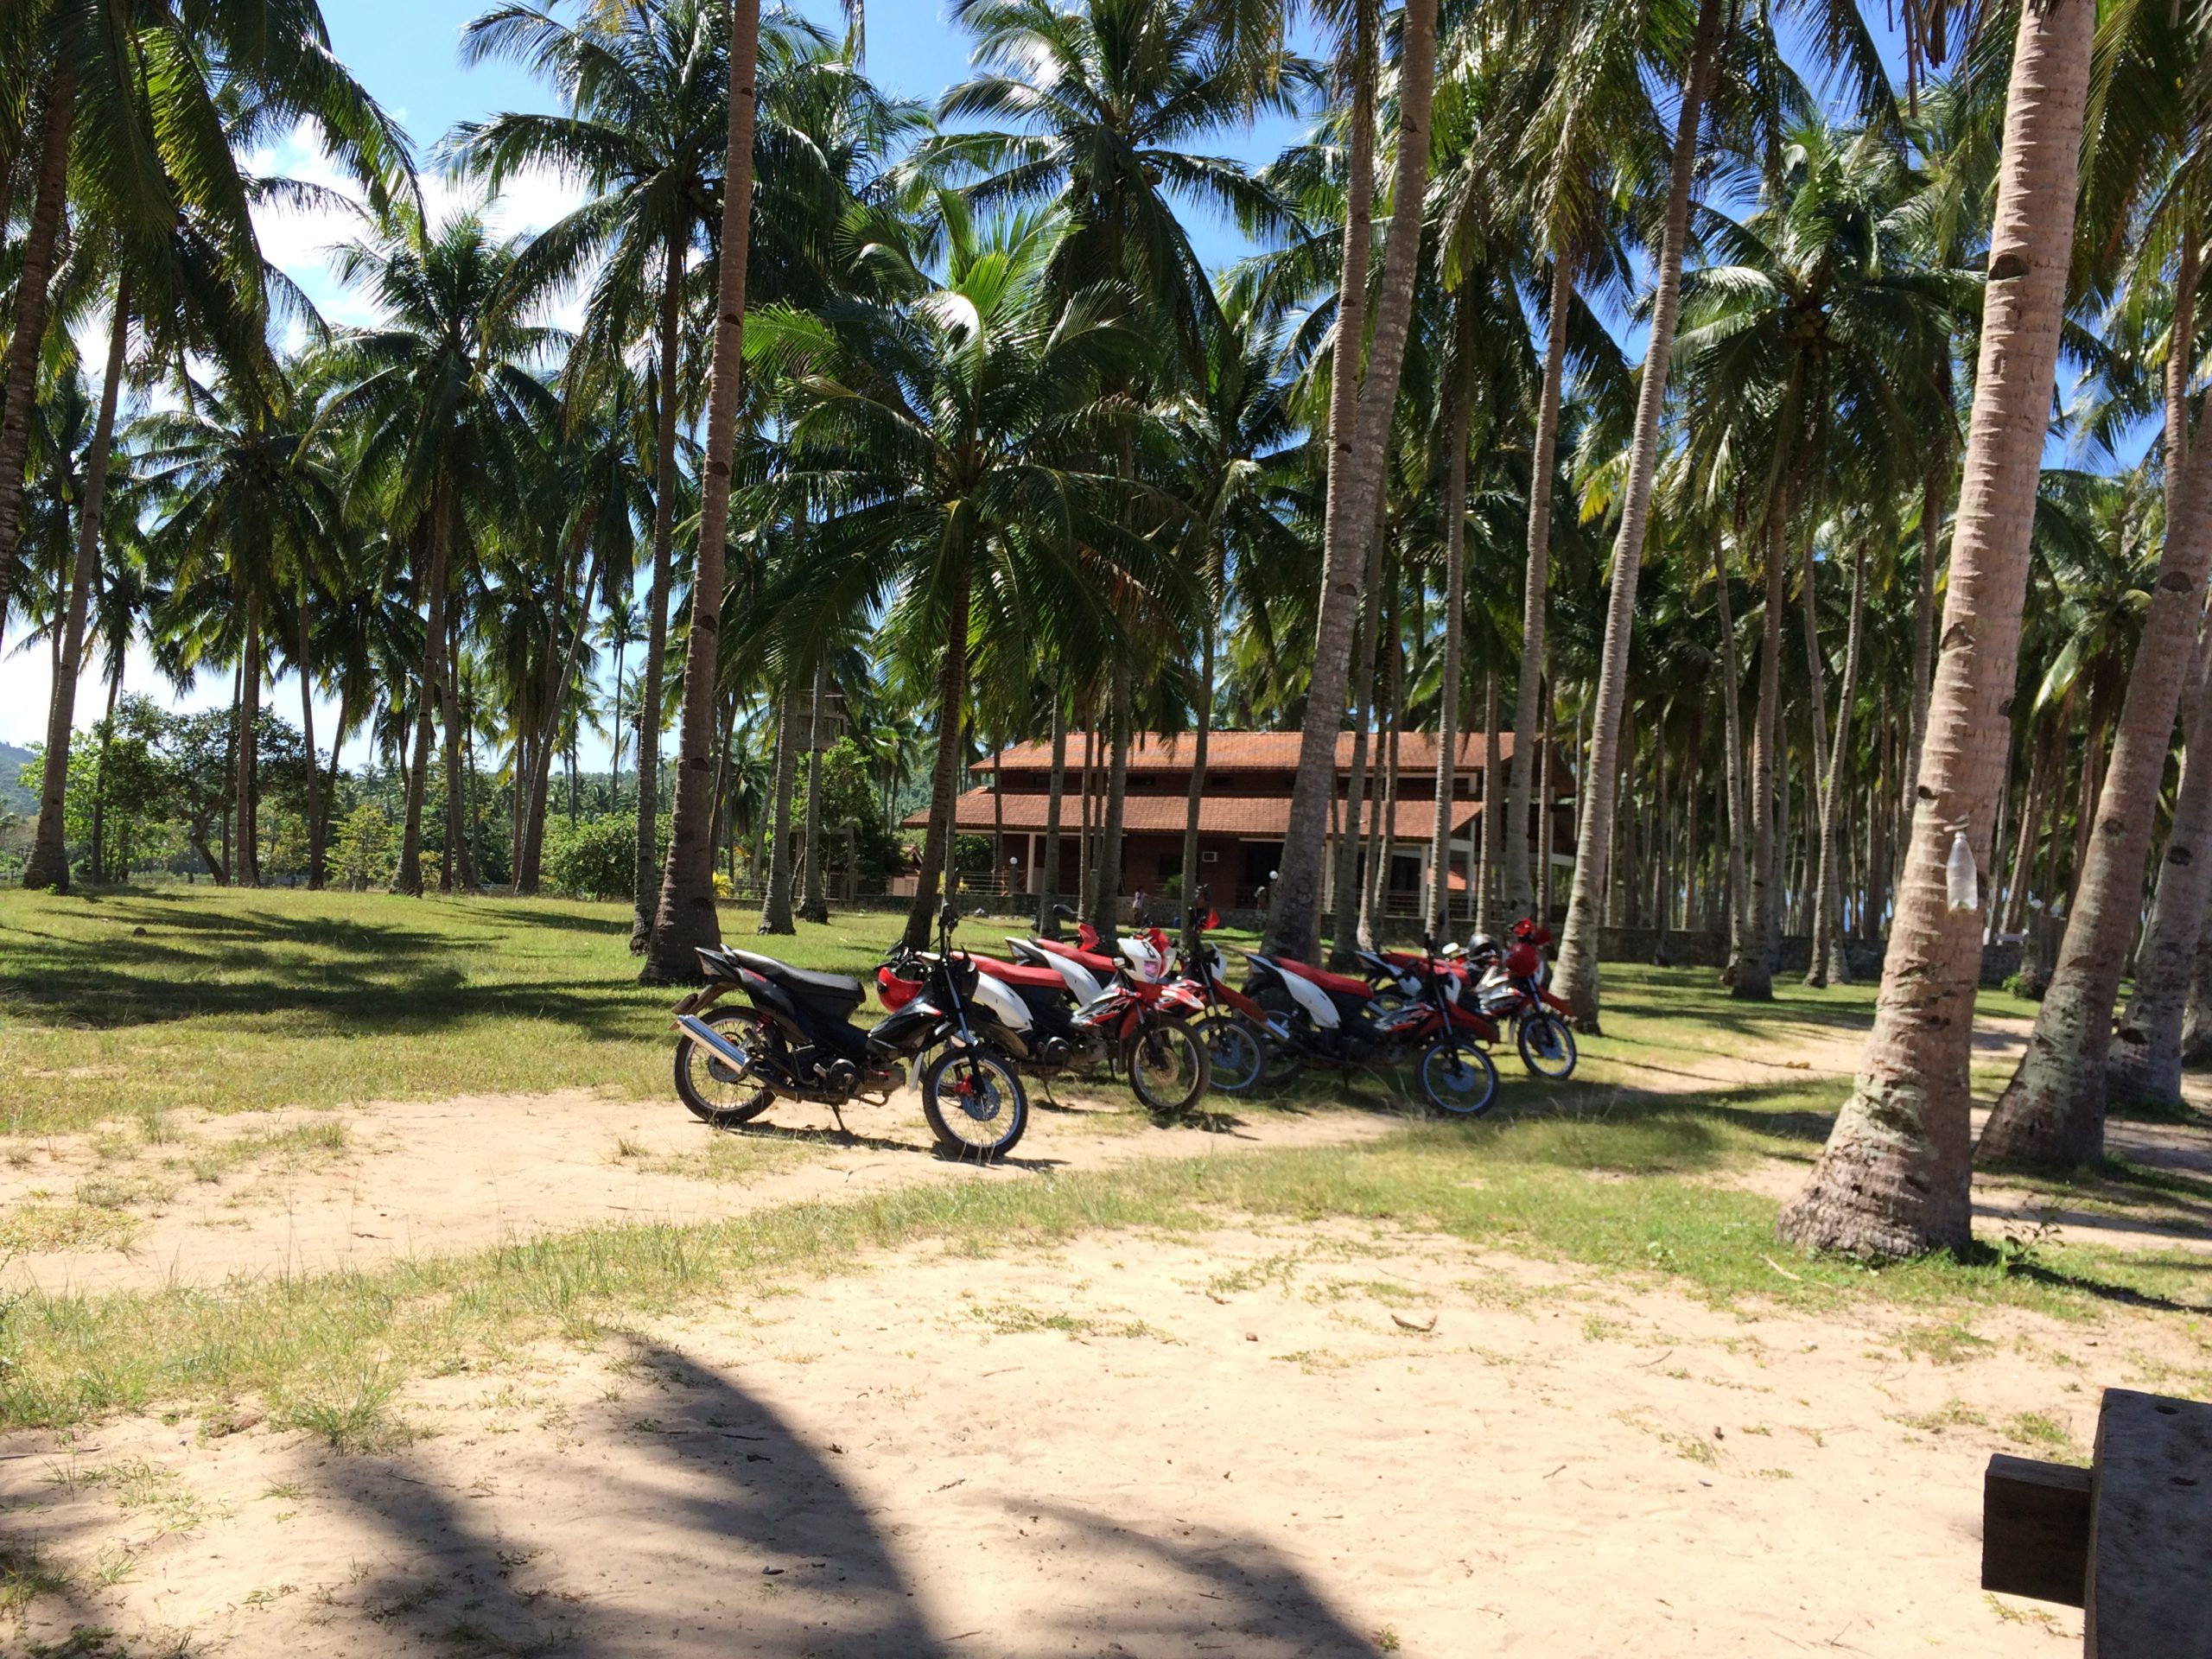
1391, 1313, 1439, 1334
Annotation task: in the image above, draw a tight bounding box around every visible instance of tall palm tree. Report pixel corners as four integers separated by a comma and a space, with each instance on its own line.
1265, 0, 1440, 964
1781, 0, 2101, 1257
740, 203, 1180, 950
319, 209, 561, 895
1547, 0, 1726, 1030
0, 0, 407, 649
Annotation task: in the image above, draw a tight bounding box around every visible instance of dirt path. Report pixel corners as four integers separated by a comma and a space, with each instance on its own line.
8, 1219, 2199, 1656
0, 1084, 1402, 1295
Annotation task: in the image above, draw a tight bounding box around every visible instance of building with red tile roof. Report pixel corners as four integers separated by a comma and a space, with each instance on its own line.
906, 729, 1572, 910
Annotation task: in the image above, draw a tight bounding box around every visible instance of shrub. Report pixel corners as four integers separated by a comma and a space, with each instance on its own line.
543, 813, 641, 900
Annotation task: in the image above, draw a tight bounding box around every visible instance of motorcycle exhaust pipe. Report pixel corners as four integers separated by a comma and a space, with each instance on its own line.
675, 1013, 756, 1079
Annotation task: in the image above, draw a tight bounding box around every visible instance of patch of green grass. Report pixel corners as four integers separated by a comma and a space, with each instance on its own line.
967, 1300, 1171, 1341
2002, 1410, 2080, 1459
0, 888, 967, 1136
0, 1545, 73, 1616
1897, 1319, 1996, 1365
1901, 1399, 1989, 1433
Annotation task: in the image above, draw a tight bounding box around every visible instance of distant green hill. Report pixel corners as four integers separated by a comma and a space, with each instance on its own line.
1, 742, 36, 815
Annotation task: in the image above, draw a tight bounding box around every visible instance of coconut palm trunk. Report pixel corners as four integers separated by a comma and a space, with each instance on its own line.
396, 502, 453, 895
297, 578, 325, 888
1329, 529, 1386, 962
1736, 508, 1787, 1001
88, 647, 126, 884
437, 611, 475, 892
798, 659, 830, 924
1712, 536, 1749, 978
22, 282, 126, 893
1503, 258, 1572, 920
760, 687, 798, 933
1779, 0, 2098, 1255
1264, 0, 1438, 963
2109, 621, 2212, 1103
1808, 541, 1867, 986
642, 0, 762, 982
0, 73, 73, 641
902, 558, 975, 950
1548, 0, 1725, 1031
1980, 397, 2212, 1163
630, 247, 687, 947
1479, 672, 1504, 931
1427, 385, 1470, 937
1039, 677, 1067, 936
1181, 596, 1215, 957
1096, 664, 1134, 947
521, 537, 594, 894
238, 589, 267, 889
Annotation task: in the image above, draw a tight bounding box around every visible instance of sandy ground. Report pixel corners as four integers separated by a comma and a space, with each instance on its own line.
0, 1086, 1403, 1295
8, 1220, 2202, 1657
4, 1012, 2209, 1656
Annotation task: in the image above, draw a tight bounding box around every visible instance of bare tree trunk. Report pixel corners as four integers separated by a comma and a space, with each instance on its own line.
1537, 674, 1555, 924
1549, 0, 1726, 1031
760, 687, 798, 935
88, 645, 126, 884
298, 575, 326, 889
0, 72, 73, 639
522, 537, 594, 895
1781, 0, 2097, 1254
2001, 716, 2053, 935
1504, 258, 1572, 919
642, 0, 760, 980
22, 281, 125, 893
1264, 0, 1439, 963
1040, 674, 1068, 937
1076, 706, 1096, 926
1361, 632, 1403, 949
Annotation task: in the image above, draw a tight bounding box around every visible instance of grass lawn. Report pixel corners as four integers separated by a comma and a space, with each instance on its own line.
0, 885, 2204, 1441
0, 886, 994, 1135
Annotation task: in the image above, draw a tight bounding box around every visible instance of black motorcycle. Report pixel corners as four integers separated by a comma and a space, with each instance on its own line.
670, 905, 1031, 1160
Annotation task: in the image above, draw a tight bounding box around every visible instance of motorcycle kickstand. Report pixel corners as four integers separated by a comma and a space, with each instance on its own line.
828, 1100, 852, 1138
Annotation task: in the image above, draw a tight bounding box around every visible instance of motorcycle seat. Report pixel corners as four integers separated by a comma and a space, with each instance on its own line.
975, 956, 1071, 991
1274, 957, 1373, 1000
1027, 936, 1118, 975
727, 950, 865, 1003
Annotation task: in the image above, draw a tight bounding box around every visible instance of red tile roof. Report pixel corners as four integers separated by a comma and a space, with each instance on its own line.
972, 730, 1516, 777
907, 788, 1482, 839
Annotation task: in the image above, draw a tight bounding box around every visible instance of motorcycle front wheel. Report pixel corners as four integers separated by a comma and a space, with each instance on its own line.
1417, 1039, 1499, 1117
920, 1046, 1029, 1160
1196, 1012, 1266, 1096
1516, 1013, 1578, 1080
673, 1008, 776, 1127
1127, 1021, 1212, 1116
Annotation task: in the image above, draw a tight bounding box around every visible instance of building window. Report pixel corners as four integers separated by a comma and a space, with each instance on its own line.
1200, 849, 1218, 863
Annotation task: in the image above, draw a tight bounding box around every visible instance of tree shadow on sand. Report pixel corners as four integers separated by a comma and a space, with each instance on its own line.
313, 1338, 1376, 1657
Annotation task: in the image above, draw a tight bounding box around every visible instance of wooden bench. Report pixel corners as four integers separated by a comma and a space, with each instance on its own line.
1982, 1387, 2211, 1656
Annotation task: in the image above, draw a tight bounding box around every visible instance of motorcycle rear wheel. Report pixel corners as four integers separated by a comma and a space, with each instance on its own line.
674, 1008, 776, 1127
1196, 1013, 1266, 1096
920, 1046, 1029, 1160
1127, 1021, 1211, 1116
1417, 1039, 1499, 1116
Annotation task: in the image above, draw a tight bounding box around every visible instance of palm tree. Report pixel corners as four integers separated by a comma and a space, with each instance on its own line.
319, 209, 560, 895
740, 203, 1179, 950
1265, 0, 1441, 964
1781, 0, 2101, 1256
0, 0, 407, 649
1547, 0, 1726, 1030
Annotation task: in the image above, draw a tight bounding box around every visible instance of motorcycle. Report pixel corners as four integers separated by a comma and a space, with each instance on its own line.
991, 912, 1213, 1113
670, 904, 1033, 1160
1241, 941, 1501, 1114
1465, 918, 1577, 1080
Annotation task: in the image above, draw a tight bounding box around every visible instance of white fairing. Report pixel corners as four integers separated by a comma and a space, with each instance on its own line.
1278, 969, 1341, 1030
1119, 937, 1171, 982
969, 971, 1033, 1033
